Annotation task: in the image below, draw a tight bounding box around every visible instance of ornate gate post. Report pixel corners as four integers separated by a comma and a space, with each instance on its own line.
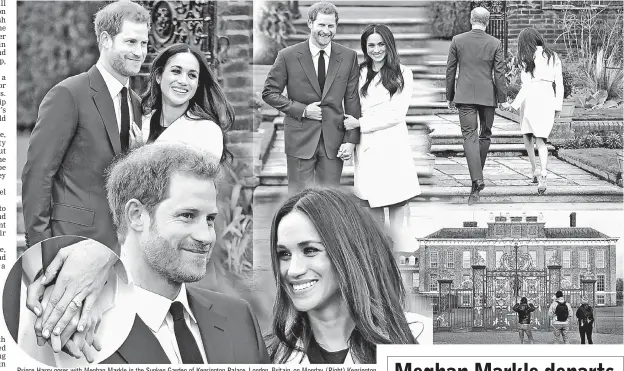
581, 278, 597, 307
471, 260, 486, 331
437, 279, 453, 332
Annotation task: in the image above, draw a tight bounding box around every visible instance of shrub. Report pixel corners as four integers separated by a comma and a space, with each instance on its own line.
583, 133, 604, 148
605, 132, 624, 149
559, 132, 623, 149
253, 1, 296, 64
428, 2, 471, 40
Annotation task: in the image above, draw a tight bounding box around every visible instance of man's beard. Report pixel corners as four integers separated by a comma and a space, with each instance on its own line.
314, 31, 334, 46
110, 52, 142, 77
141, 226, 211, 285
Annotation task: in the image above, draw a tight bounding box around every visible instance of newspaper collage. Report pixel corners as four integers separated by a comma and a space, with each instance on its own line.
1, 0, 623, 370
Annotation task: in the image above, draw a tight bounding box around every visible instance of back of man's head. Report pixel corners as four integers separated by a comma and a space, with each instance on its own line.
555, 290, 564, 298
106, 142, 220, 242
520, 297, 528, 304
470, 7, 490, 28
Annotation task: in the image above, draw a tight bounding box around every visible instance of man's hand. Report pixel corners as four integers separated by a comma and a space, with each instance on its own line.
447, 101, 456, 110
338, 143, 355, 162
37, 240, 117, 342
343, 114, 360, 131
304, 101, 322, 121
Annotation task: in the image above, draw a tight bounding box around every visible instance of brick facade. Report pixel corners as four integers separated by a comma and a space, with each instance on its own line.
505, 1, 623, 56
217, 1, 253, 131
417, 216, 618, 306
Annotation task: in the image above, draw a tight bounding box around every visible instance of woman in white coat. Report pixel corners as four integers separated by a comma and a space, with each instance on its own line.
344, 24, 420, 228
267, 188, 428, 365
140, 43, 233, 163
502, 28, 563, 194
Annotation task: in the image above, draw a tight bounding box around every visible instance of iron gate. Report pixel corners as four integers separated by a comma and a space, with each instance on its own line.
132, 1, 229, 92
471, 0, 508, 56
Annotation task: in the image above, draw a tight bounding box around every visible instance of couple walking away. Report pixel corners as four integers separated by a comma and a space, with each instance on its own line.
446, 7, 563, 204
262, 1, 420, 228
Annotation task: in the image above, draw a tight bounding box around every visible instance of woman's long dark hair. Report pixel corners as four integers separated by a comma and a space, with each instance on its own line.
266, 188, 416, 364
517, 28, 557, 78
359, 24, 404, 98
141, 43, 234, 164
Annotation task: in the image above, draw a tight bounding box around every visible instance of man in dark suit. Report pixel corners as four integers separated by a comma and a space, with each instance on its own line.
102, 143, 269, 364
17, 0, 150, 356
446, 6, 506, 205
262, 1, 361, 194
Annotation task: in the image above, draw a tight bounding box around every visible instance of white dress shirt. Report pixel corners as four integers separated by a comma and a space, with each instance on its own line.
96, 62, 134, 131
133, 284, 208, 364
309, 38, 331, 76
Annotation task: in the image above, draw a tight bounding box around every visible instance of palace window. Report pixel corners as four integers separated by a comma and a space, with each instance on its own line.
496, 251, 503, 268
563, 251, 571, 269
463, 251, 471, 268
429, 277, 438, 292
399, 256, 406, 265
409, 256, 416, 266
545, 250, 555, 265
596, 250, 605, 269
597, 274, 605, 292
527, 225, 538, 236
495, 224, 505, 236
412, 273, 419, 288
511, 224, 522, 237
430, 251, 438, 269
446, 251, 454, 269
579, 250, 589, 269
529, 251, 538, 267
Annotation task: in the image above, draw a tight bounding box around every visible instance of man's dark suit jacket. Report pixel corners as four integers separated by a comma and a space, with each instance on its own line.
262, 40, 361, 160
22, 65, 141, 258
101, 287, 270, 364
446, 29, 506, 107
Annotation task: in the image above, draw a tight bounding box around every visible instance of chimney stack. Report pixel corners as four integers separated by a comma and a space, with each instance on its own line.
570, 212, 577, 227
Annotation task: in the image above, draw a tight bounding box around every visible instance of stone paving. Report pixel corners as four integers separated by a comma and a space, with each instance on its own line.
434, 330, 623, 344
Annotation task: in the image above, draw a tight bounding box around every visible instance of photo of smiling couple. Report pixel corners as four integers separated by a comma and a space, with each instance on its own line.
260, 0, 431, 364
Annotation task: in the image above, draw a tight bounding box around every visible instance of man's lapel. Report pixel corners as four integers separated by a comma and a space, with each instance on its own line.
188, 290, 234, 364
297, 41, 322, 97
117, 315, 171, 364
89, 66, 122, 155
322, 44, 342, 100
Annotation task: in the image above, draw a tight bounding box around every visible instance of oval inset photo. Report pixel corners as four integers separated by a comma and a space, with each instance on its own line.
2, 236, 136, 366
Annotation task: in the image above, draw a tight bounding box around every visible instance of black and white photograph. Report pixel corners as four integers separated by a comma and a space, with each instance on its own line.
405, 208, 622, 344
3, 236, 136, 366
16, 0, 266, 364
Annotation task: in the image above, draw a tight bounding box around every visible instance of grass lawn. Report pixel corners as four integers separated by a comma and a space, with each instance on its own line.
558, 148, 622, 176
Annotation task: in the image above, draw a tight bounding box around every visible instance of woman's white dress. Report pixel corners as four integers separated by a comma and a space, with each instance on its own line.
142, 112, 224, 160
354, 64, 421, 208
511, 46, 564, 139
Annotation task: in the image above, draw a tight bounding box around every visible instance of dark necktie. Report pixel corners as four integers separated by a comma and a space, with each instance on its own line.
170, 301, 204, 364
120, 87, 130, 152
318, 50, 326, 92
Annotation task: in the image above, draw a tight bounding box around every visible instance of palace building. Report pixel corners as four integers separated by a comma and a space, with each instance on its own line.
417, 214, 618, 306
